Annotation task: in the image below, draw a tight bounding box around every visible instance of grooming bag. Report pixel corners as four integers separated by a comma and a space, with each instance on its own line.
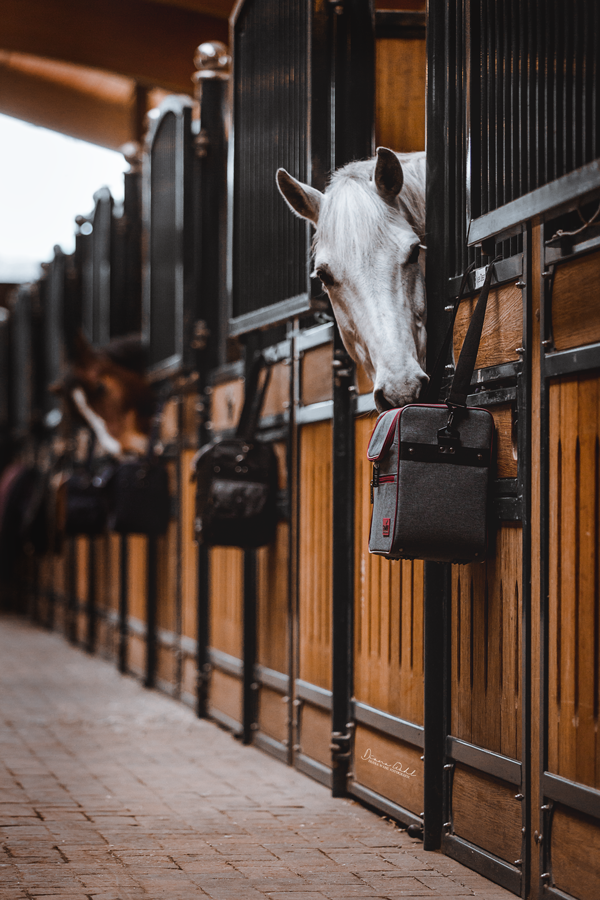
193, 355, 279, 549
368, 260, 498, 563
108, 459, 170, 536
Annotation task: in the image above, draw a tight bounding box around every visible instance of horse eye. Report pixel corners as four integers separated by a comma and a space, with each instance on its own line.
315, 266, 335, 288
407, 245, 420, 266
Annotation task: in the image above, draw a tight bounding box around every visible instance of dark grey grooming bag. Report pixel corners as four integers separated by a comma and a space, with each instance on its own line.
367, 404, 494, 562
367, 258, 499, 564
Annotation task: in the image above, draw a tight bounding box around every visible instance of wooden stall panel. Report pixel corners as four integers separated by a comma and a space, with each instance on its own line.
353, 724, 424, 816
94, 536, 111, 657
258, 686, 288, 745
210, 668, 242, 728
551, 805, 600, 900
451, 524, 522, 761
552, 252, 600, 351
262, 361, 289, 418
127, 535, 147, 678
301, 344, 332, 406
451, 765, 522, 864
257, 521, 289, 675
453, 283, 523, 371
354, 416, 424, 723
211, 377, 245, 433
75, 536, 89, 645
209, 547, 243, 660
156, 519, 178, 691
299, 703, 332, 770
298, 421, 332, 691
181, 449, 198, 643
548, 373, 600, 789
376, 34, 426, 153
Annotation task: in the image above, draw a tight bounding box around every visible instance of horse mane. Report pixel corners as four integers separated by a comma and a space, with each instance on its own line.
315, 152, 426, 261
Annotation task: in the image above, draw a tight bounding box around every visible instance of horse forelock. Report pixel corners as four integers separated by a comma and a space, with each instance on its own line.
315, 153, 426, 263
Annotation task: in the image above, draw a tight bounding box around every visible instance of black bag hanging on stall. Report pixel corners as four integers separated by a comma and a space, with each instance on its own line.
64, 434, 113, 536
368, 260, 499, 563
193, 355, 279, 549
108, 405, 171, 536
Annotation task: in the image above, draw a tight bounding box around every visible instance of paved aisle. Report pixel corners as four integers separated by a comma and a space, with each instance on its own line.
0, 616, 512, 900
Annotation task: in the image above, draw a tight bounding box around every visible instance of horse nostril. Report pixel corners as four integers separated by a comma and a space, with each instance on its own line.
374, 389, 394, 412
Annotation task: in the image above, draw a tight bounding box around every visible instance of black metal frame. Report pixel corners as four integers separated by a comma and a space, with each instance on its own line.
143, 95, 200, 379
11, 284, 34, 441
538, 209, 600, 900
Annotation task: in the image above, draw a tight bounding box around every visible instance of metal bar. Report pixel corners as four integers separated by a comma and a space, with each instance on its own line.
255, 664, 289, 694
296, 679, 333, 712
353, 701, 424, 749
374, 10, 426, 39
242, 548, 258, 745
118, 533, 128, 673
229, 294, 312, 338
296, 323, 334, 353
294, 753, 332, 788
296, 401, 334, 426
442, 834, 522, 895
467, 387, 517, 407
208, 647, 244, 679
544, 343, 600, 379
253, 731, 288, 764
447, 254, 523, 297
348, 781, 423, 829
543, 772, 600, 821
209, 706, 242, 735
196, 544, 210, 718
468, 159, 600, 247
145, 535, 157, 689
446, 737, 522, 785
86, 538, 96, 653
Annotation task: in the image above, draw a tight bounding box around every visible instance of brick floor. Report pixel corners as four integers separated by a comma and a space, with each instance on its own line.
0, 615, 513, 900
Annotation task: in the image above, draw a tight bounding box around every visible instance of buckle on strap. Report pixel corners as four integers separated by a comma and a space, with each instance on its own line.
437, 403, 465, 454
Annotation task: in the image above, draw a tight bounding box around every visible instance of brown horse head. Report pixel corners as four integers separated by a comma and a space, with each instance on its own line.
55, 332, 154, 457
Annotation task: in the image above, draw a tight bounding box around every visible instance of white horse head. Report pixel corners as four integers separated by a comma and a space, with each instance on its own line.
277, 147, 427, 411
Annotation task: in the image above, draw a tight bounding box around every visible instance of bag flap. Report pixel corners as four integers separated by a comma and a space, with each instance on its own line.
399, 404, 494, 448
366, 409, 402, 462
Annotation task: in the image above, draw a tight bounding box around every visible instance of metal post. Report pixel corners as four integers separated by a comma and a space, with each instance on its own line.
118, 533, 128, 673
86, 538, 96, 653
145, 536, 157, 688
423, 0, 453, 851
329, 0, 375, 798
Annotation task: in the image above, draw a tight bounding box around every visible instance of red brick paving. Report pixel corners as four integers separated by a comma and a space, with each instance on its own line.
0, 615, 513, 899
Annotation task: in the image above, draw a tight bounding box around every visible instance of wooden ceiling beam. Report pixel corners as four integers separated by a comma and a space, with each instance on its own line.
0, 57, 139, 150
1, 0, 228, 93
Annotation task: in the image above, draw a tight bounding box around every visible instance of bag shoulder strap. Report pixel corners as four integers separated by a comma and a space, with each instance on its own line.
448, 257, 500, 407
422, 261, 476, 403
235, 354, 272, 442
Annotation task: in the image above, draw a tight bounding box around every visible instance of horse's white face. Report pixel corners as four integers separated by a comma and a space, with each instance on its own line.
277, 148, 427, 411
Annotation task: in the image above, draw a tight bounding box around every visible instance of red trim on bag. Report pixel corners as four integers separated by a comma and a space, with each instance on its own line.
382, 518, 391, 537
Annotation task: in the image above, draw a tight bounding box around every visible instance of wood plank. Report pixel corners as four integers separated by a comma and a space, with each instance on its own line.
298, 702, 332, 769
301, 344, 332, 406
262, 362, 289, 418
547, 380, 561, 776
375, 36, 425, 153
552, 805, 600, 900
453, 282, 523, 371
298, 422, 332, 691
0, 51, 138, 150
209, 547, 243, 659
552, 251, 600, 351
491, 403, 518, 479
2, 0, 228, 93
258, 685, 288, 745
353, 724, 424, 816
257, 520, 289, 675
181, 449, 198, 641
353, 416, 424, 724
210, 669, 242, 726
128, 632, 146, 678
451, 765, 522, 864
127, 535, 147, 621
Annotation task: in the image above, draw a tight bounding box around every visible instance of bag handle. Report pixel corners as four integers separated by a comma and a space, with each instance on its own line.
447, 257, 500, 408
235, 354, 272, 442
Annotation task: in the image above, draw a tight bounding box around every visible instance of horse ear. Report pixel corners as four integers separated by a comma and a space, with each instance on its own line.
374, 147, 404, 203
276, 169, 322, 225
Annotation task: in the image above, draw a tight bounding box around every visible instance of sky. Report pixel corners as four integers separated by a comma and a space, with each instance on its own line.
0, 114, 127, 283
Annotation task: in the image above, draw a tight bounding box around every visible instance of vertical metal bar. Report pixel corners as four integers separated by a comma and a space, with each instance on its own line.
242, 548, 258, 745
68, 537, 77, 644
424, 0, 453, 850
330, 0, 374, 798
86, 538, 96, 653
145, 536, 157, 688
196, 543, 210, 718
287, 318, 301, 766
118, 534, 128, 674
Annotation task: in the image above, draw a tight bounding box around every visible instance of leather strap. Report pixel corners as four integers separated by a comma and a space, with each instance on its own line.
422, 261, 476, 403
235, 354, 272, 442
448, 258, 500, 407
